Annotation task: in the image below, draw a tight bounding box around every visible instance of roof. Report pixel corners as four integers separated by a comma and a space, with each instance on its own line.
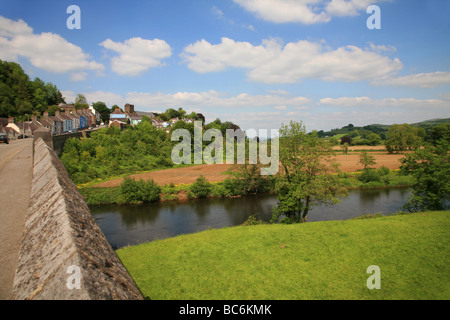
111, 108, 125, 114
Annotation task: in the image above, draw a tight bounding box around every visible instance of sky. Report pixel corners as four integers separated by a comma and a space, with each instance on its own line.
0, 0, 449, 132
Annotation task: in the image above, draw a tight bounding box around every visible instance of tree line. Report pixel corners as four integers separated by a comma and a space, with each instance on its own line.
0, 59, 65, 120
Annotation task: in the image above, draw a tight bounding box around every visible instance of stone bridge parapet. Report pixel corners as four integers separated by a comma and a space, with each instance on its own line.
12, 132, 143, 300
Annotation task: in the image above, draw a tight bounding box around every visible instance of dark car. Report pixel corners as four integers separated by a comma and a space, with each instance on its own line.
0, 133, 9, 144
18, 134, 30, 139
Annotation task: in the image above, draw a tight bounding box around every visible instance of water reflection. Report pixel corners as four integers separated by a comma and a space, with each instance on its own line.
90, 187, 411, 249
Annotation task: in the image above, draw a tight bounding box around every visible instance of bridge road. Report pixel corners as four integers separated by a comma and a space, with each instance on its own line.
0, 139, 33, 299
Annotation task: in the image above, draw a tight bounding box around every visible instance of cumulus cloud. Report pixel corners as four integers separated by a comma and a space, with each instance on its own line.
100, 37, 172, 76
0, 16, 104, 78
233, 0, 387, 24
182, 37, 402, 83
233, 0, 330, 24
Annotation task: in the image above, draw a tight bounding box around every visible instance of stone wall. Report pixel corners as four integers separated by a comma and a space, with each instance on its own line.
12, 137, 143, 300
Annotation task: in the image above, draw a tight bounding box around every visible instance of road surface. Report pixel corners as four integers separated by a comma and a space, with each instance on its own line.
0, 139, 33, 299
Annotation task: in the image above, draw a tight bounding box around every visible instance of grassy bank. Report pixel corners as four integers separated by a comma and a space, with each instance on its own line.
117, 211, 450, 300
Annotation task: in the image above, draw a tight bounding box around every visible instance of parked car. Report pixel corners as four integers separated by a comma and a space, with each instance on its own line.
0, 133, 9, 144
18, 134, 30, 139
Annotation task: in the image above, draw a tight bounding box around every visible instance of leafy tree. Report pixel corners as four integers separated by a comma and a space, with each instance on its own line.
430, 123, 450, 146
92, 101, 111, 123
367, 133, 382, 146
385, 124, 423, 153
271, 121, 348, 223
0, 59, 64, 117
341, 135, 352, 145
359, 151, 376, 170
400, 139, 449, 212
74, 93, 89, 109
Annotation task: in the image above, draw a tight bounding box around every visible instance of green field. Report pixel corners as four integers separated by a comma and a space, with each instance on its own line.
117, 211, 450, 300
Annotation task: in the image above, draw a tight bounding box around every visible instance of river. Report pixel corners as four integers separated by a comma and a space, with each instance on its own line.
90, 187, 411, 249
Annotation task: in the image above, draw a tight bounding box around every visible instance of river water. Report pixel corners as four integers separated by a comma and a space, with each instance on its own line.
90, 187, 411, 249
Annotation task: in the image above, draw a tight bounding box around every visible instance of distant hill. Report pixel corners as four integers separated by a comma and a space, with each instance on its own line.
318, 118, 450, 144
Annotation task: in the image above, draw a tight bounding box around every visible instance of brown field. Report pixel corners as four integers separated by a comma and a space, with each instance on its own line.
93, 151, 406, 188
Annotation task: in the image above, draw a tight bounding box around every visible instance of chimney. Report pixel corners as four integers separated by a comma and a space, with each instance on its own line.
8, 117, 14, 124
55, 110, 60, 117
32, 115, 38, 122
43, 112, 49, 119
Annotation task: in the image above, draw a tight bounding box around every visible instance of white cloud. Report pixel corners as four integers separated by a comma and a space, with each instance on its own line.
70, 72, 88, 82
373, 71, 450, 88
182, 37, 280, 73
182, 37, 402, 83
0, 16, 32, 37
84, 91, 126, 107
233, 0, 387, 24
325, 0, 374, 17
0, 16, 104, 77
100, 37, 172, 76
233, 0, 330, 24
126, 90, 311, 110
319, 96, 449, 109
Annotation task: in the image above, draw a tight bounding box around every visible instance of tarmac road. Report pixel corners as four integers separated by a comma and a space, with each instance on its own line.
0, 139, 33, 299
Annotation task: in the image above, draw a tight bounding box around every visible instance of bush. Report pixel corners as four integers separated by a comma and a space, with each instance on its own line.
120, 177, 161, 203
358, 169, 381, 183
190, 175, 212, 198
211, 183, 232, 197
242, 215, 266, 226
377, 166, 390, 176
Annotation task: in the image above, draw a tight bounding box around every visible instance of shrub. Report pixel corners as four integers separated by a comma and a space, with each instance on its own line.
377, 166, 390, 176
358, 169, 381, 183
190, 175, 212, 198
219, 178, 245, 196
211, 183, 232, 197
120, 177, 161, 203
242, 215, 266, 226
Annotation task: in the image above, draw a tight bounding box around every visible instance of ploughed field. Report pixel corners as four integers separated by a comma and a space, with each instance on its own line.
93, 148, 406, 188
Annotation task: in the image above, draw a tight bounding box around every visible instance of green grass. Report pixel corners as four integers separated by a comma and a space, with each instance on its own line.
117, 211, 450, 300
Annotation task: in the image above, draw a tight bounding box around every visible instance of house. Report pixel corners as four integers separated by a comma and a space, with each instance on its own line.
109, 119, 128, 130
68, 111, 80, 131
78, 109, 88, 129
89, 105, 101, 124
110, 107, 127, 121
129, 116, 143, 126
0, 118, 19, 140
55, 110, 73, 133
42, 112, 63, 135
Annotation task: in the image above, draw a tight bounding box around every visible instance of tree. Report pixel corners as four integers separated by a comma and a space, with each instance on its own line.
74, 94, 89, 109
385, 124, 423, 153
400, 139, 449, 212
340, 135, 352, 145
359, 151, 376, 170
271, 121, 348, 223
92, 101, 111, 123
367, 133, 382, 146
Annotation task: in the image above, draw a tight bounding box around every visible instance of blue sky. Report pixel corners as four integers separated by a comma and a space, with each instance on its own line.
1, 0, 449, 132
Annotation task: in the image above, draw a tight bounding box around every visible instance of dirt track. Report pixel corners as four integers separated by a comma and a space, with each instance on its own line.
93, 151, 406, 188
